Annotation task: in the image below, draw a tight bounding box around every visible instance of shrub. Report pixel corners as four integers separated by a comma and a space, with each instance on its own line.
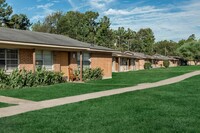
0, 69, 8, 84
144, 62, 152, 70
0, 68, 64, 89
75, 68, 103, 81
163, 60, 170, 68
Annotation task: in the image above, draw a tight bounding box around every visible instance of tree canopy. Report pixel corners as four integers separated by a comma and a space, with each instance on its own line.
177, 40, 200, 63
1, 0, 200, 61
0, 0, 31, 29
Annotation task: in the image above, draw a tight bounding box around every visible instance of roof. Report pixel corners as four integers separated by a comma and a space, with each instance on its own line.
113, 51, 178, 60
125, 51, 153, 59
112, 51, 136, 58
0, 27, 114, 52
152, 54, 177, 60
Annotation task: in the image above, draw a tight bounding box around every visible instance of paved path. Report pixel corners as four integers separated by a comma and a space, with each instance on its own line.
0, 96, 36, 105
1, 71, 200, 118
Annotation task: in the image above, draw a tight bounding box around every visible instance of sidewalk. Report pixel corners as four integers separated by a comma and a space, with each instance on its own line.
1, 70, 200, 118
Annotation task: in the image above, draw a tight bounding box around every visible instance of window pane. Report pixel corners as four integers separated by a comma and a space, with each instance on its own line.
77, 52, 91, 68
7, 49, 18, 59
7, 60, 18, 70
0, 60, 5, 69
77, 52, 80, 61
83, 61, 90, 69
83, 53, 90, 61
0, 49, 5, 59
36, 51, 43, 60
36, 60, 43, 66
43, 51, 52, 70
6, 49, 18, 70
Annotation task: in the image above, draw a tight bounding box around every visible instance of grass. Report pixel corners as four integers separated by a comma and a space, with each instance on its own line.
0, 102, 14, 108
0, 66, 200, 101
1, 74, 200, 132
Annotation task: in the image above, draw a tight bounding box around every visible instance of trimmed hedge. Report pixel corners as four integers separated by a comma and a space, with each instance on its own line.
0, 68, 64, 89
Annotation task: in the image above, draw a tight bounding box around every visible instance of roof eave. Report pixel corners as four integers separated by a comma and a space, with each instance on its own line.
0, 40, 114, 53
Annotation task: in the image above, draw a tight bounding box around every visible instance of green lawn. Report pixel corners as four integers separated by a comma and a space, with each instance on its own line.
0, 66, 200, 101
0, 102, 13, 108
1, 74, 200, 132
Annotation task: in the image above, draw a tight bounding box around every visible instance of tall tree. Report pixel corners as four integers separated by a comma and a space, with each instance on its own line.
153, 40, 178, 56
177, 40, 200, 64
187, 34, 196, 42
135, 28, 155, 54
0, 0, 13, 26
125, 28, 136, 51
57, 11, 84, 39
95, 16, 114, 48
32, 11, 62, 33
9, 14, 31, 30
114, 27, 127, 51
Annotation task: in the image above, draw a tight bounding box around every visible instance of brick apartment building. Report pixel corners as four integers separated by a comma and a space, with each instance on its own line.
0, 28, 115, 80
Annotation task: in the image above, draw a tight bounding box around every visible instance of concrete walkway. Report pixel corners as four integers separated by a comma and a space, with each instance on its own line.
0, 96, 36, 105
1, 70, 200, 118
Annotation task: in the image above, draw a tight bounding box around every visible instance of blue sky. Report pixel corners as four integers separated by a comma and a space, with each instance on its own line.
7, 0, 200, 41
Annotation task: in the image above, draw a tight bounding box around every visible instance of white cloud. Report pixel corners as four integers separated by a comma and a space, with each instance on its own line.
31, 3, 55, 22
106, 0, 200, 41
67, 0, 89, 10
37, 3, 54, 9
89, 0, 115, 9
104, 6, 164, 15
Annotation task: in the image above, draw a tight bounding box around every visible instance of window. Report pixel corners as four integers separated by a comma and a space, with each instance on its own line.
77, 52, 91, 69
36, 50, 53, 70
0, 49, 5, 70
0, 49, 18, 71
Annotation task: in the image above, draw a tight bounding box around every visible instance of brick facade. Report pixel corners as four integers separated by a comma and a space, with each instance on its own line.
69, 52, 78, 71
18, 49, 112, 79
53, 51, 69, 76
91, 52, 112, 78
19, 49, 34, 71
138, 59, 145, 70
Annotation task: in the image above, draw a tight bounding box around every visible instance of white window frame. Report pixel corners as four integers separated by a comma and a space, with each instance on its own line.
35, 50, 53, 71
0, 49, 19, 72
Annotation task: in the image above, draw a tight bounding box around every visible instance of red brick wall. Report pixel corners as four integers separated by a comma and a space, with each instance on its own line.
19, 50, 112, 79
91, 52, 112, 78
19, 49, 34, 71
69, 52, 78, 70
53, 51, 69, 76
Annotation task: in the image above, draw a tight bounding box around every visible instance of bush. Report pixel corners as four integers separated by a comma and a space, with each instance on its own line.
163, 60, 170, 68
0, 68, 64, 89
144, 62, 152, 70
75, 68, 103, 81
0, 69, 8, 84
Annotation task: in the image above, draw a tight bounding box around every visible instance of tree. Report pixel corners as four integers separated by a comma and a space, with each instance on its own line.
153, 40, 178, 56
125, 28, 136, 51
0, 0, 13, 26
177, 40, 200, 64
32, 11, 62, 33
95, 16, 114, 48
9, 14, 31, 30
135, 28, 155, 54
187, 34, 196, 42
114, 27, 127, 51
57, 11, 85, 39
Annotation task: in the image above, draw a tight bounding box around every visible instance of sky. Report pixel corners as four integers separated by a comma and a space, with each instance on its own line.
7, 0, 200, 41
